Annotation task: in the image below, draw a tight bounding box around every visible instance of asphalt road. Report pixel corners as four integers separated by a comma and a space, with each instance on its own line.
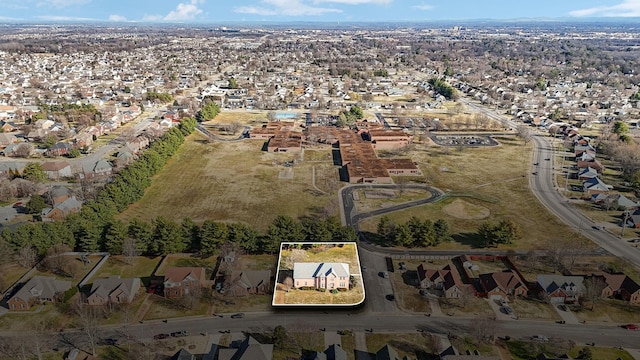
95, 310, 640, 349
462, 97, 640, 268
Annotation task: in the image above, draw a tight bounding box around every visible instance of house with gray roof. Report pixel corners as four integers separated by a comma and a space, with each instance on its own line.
42, 196, 82, 222
227, 270, 272, 296
305, 344, 348, 360
86, 275, 141, 306
7, 276, 72, 311
293, 262, 350, 291
537, 275, 585, 303
218, 335, 273, 360
376, 344, 412, 360
80, 159, 112, 179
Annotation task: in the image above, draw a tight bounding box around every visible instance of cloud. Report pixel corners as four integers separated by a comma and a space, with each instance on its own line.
109, 15, 127, 22
164, 0, 204, 21
412, 4, 433, 11
313, 0, 391, 4
235, 0, 342, 16
570, 0, 640, 17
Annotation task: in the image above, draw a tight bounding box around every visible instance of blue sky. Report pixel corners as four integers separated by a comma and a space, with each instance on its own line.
1, 0, 639, 23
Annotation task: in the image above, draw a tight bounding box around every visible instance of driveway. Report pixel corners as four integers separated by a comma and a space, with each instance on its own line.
486, 298, 516, 321
0, 203, 20, 223
553, 303, 580, 324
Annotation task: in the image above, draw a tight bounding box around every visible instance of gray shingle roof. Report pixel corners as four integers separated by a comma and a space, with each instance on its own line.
293, 263, 349, 279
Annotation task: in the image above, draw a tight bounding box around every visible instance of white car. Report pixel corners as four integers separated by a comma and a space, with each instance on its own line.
532, 335, 549, 342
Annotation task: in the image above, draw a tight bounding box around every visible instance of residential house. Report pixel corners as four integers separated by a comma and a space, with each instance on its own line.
588, 272, 640, 304
217, 335, 273, 360
7, 276, 72, 311
304, 344, 348, 360
47, 142, 71, 157
80, 160, 113, 179
0, 133, 18, 147
42, 161, 73, 180
172, 349, 196, 360
577, 167, 598, 180
576, 159, 604, 172
293, 262, 350, 291
479, 270, 529, 299
45, 185, 74, 206
163, 267, 206, 298
41, 196, 82, 222
227, 270, 272, 296
86, 276, 141, 306
416, 264, 469, 299
0, 161, 26, 177
537, 275, 585, 303
74, 132, 93, 148
626, 208, 640, 228
582, 177, 612, 195
375, 344, 413, 360
115, 150, 134, 169
592, 193, 639, 210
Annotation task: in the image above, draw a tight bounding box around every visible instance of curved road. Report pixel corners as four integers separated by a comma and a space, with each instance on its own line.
462, 97, 640, 268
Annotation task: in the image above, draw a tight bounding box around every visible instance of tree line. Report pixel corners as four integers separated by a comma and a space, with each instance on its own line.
0, 116, 356, 265
376, 216, 452, 247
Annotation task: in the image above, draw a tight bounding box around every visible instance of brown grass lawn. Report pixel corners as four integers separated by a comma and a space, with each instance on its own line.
275, 285, 365, 305
340, 334, 357, 360
143, 295, 209, 320
509, 298, 560, 321
118, 133, 338, 230
439, 296, 494, 317
0, 263, 28, 294
91, 256, 162, 281
211, 293, 272, 313
389, 267, 431, 313
279, 244, 361, 273
570, 299, 640, 323
31, 255, 103, 284
360, 136, 591, 249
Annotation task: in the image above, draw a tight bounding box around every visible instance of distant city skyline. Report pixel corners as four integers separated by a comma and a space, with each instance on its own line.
0, 0, 639, 23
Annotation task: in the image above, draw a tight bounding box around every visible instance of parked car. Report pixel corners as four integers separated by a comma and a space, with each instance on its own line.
628, 239, 640, 243
230, 313, 245, 319
386, 294, 395, 301
502, 306, 513, 315
171, 330, 189, 337
621, 324, 639, 330
379, 271, 389, 279
498, 298, 507, 306
558, 304, 567, 311
592, 225, 602, 230
153, 333, 170, 340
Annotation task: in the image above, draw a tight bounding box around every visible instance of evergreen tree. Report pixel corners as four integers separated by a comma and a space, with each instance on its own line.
152, 216, 187, 255
199, 220, 228, 256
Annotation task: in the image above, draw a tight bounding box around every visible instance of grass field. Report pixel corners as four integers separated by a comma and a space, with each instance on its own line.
118, 132, 338, 229
360, 136, 591, 249
91, 256, 162, 282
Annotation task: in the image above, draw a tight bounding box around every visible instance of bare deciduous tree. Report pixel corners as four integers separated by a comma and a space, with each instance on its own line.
283, 276, 294, 292
73, 300, 100, 356
582, 275, 607, 311
285, 248, 308, 270
470, 317, 498, 344
16, 245, 38, 268
122, 237, 138, 265
516, 124, 532, 145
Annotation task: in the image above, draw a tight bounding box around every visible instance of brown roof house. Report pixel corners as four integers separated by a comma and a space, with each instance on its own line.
7, 276, 72, 311
227, 270, 272, 296
588, 272, 640, 304
42, 161, 73, 180
417, 264, 470, 299
163, 267, 206, 298
479, 270, 529, 299
293, 262, 350, 291
86, 276, 141, 306
41, 196, 82, 222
